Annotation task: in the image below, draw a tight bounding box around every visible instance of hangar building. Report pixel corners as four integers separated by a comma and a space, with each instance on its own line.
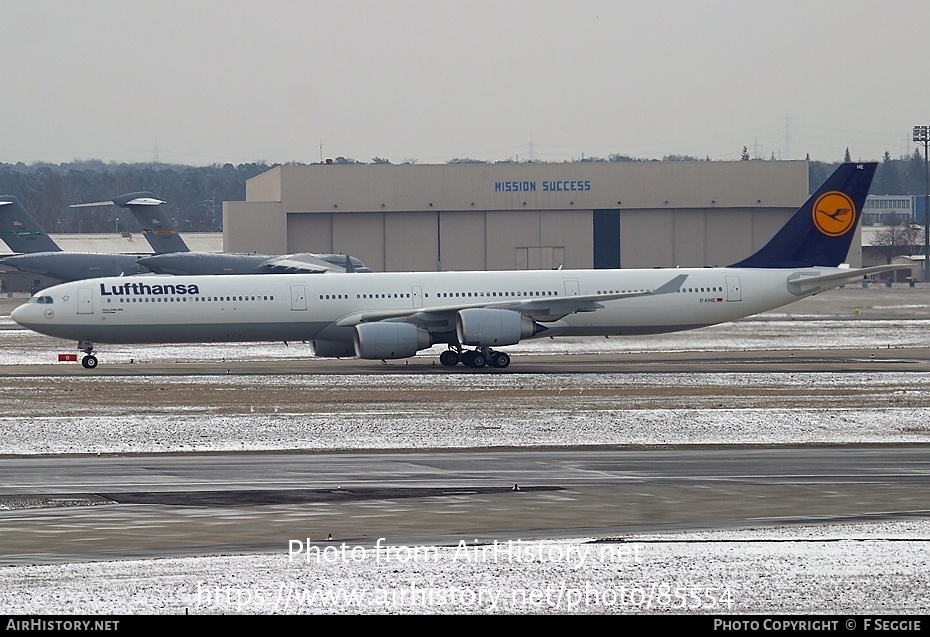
223, 160, 860, 272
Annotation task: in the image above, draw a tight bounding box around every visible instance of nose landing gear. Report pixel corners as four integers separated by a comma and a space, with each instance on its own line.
79, 340, 98, 369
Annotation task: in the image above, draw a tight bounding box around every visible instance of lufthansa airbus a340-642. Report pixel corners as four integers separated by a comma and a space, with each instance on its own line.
12, 162, 900, 370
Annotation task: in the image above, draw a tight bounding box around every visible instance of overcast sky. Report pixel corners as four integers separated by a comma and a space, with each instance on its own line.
2, 0, 926, 166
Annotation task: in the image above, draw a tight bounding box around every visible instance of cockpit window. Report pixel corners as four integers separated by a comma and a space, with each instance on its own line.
28, 296, 54, 304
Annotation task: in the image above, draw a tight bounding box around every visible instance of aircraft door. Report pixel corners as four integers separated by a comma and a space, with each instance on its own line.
564, 280, 580, 296
725, 276, 742, 302
290, 284, 307, 311
77, 287, 94, 315
411, 286, 423, 308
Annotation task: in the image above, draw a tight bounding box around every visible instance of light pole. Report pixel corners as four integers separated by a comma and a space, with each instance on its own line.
913, 126, 930, 282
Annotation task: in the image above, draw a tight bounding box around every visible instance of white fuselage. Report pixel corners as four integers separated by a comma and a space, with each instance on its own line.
11, 266, 841, 347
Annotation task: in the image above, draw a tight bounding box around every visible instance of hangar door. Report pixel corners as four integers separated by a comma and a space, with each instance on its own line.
593, 209, 620, 268
515, 247, 565, 270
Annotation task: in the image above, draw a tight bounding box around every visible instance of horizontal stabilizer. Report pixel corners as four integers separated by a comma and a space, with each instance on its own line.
789, 264, 911, 287
786, 264, 913, 295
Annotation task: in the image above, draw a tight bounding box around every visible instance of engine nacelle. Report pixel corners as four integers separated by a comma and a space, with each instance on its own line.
353, 322, 431, 359
456, 308, 537, 346
310, 340, 356, 358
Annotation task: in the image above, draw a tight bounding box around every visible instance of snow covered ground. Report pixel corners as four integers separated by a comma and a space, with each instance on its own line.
2, 522, 929, 614
2, 371, 930, 455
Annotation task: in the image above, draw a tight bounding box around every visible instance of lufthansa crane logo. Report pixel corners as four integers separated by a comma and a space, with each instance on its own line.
812, 191, 856, 237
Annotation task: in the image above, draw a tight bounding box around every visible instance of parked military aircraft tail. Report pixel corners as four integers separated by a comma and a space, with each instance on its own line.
0, 192, 191, 283
71, 192, 191, 254
0, 196, 62, 254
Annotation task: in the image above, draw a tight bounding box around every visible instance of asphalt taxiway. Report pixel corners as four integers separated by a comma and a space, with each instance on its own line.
0, 345, 929, 377
3, 446, 930, 564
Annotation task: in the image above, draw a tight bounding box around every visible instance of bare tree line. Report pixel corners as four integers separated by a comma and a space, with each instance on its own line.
2, 151, 928, 235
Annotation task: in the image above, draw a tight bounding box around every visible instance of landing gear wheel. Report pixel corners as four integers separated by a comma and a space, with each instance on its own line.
461, 351, 487, 368
439, 350, 460, 367
488, 352, 511, 368
81, 355, 98, 369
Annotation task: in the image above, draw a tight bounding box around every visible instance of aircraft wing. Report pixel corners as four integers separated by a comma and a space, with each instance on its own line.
335, 273, 688, 328
260, 254, 348, 273
260, 253, 372, 274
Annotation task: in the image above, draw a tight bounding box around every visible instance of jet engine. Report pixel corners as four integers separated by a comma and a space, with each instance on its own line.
353, 322, 432, 359
310, 340, 356, 358
455, 308, 538, 346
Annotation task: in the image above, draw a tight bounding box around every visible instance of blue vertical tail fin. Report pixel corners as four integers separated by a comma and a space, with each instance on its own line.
730, 162, 876, 268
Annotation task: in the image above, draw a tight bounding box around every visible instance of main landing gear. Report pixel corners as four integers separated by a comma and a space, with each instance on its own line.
439, 346, 511, 369
79, 340, 98, 369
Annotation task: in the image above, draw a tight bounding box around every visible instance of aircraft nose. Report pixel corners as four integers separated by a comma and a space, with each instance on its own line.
11, 299, 50, 329
11, 303, 32, 327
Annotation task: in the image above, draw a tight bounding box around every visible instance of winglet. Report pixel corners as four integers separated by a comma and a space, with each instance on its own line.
652, 273, 688, 295
730, 162, 877, 268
